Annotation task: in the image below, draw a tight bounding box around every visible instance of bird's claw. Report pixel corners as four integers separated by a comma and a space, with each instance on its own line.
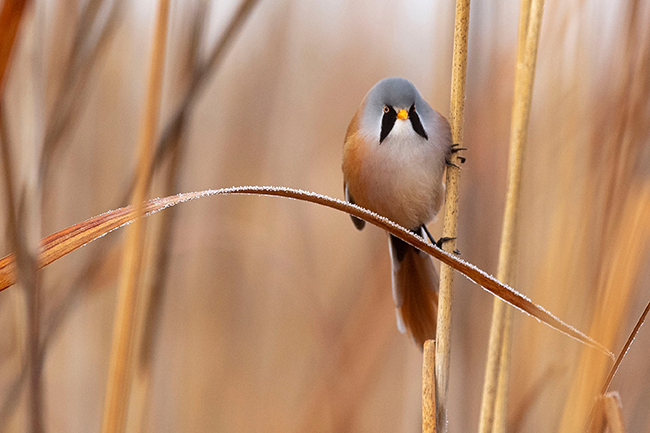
446, 160, 460, 169
450, 143, 467, 164
434, 237, 462, 255
435, 236, 457, 249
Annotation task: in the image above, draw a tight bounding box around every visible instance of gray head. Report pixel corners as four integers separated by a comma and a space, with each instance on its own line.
361, 77, 437, 144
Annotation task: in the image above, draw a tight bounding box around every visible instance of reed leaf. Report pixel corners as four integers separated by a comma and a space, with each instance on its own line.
0, 186, 613, 358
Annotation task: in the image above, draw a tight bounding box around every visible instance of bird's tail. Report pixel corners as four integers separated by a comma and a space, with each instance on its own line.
389, 233, 439, 348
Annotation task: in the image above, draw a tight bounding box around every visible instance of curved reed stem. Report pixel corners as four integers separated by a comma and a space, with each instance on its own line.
601, 298, 650, 395
0, 186, 613, 359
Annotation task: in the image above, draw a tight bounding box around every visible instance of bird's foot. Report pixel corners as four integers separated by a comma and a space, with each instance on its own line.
435, 237, 462, 255
446, 159, 461, 169
435, 236, 456, 249
450, 143, 467, 164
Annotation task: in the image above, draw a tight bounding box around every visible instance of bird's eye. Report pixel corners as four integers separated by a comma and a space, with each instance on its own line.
380, 105, 397, 143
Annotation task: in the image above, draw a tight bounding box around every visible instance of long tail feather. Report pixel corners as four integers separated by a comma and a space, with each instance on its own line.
389, 233, 439, 348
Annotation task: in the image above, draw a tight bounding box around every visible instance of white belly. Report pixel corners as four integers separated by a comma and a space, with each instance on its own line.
356, 123, 446, 229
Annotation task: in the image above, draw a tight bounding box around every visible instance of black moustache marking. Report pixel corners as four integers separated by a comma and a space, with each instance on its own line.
380, 106, 397, 143
409, 105, 428, 140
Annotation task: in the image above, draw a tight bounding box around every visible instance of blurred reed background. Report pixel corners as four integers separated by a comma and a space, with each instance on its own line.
0, 0, 649, 431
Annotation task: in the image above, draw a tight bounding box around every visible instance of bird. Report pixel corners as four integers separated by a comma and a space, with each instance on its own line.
342, 77, 453, 348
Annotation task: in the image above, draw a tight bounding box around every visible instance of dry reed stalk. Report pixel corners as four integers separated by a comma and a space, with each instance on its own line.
558, 186, 650, 432
150, 0, 261, 167
602, 392, 625, 433
422, 340, 436, 433
100, 0, 170, 432
590, 392, 626, 433
587, 399, 606, 433
0, 2, 44, 431
2, 114, 44, 433
0, 242, 121, 429
132, 0, 205, 370
0, 6, 123, 422
114, 0, 260, 207
126, 114, 187, 433
584, 245, 650, 432
478, 0, 544, 431
125, 6, 206, 430
23, 246, 42, 433
38, 0, 121, 184
15, 0, 254, 378
491, 311, 512, 433
129, 3, 262, 427
0, 8, 124, 423
0, 112, 19, 287
511, 0, 649, 428
601, 297, 650, 395
0, 1, 260, 418
0, 105, 34, 431
492, 1, 532, 429
434, 0, 469, 430
0, 0, 29, 93
0, 186, 614, 357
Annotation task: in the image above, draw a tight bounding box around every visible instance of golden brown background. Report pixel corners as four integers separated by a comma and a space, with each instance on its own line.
0, 0, 649, 431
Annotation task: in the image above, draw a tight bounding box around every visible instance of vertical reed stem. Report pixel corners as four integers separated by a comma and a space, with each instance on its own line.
100, 1, 170, 432
423, 340, 437, 433
434, 0, 470, 431
1, 3, 43, 431
128, 116, 186, 433
478, 0, 544, 431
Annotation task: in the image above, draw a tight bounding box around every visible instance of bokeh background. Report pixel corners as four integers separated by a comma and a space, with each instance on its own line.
0, 0, 649, 431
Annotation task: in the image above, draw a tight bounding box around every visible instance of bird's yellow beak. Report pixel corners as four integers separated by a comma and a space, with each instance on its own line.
397, 109, 409, 120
